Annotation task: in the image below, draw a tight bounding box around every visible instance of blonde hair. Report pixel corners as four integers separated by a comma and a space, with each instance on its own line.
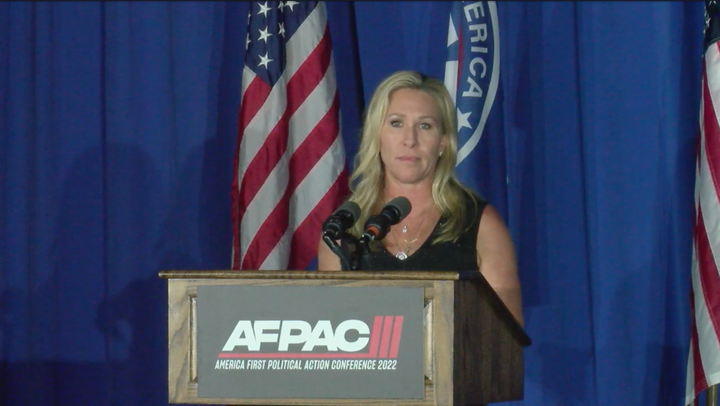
347, 70, 479, 243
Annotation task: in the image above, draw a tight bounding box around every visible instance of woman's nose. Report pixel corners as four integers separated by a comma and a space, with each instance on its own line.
402, 125, 418, 147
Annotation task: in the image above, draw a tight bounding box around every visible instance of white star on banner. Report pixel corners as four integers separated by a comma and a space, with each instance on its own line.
284, 1, 299, 12
457, 109, 472, 131
258, 53, 273, 69
258, 26, 272, 43
278, 22, 286, 38
258, 2, 271, 17
707, 6, 712, 31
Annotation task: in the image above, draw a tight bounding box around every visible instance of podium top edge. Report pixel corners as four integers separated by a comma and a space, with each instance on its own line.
158, 270, 482, 281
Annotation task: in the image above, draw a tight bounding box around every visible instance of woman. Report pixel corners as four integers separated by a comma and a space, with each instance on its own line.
317, 70, 523, 326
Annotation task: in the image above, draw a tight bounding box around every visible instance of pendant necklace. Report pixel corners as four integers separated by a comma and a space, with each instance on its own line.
393, 213, 427, 260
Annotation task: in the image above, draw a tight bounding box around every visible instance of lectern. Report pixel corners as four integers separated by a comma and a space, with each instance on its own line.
159, 270, 531, 405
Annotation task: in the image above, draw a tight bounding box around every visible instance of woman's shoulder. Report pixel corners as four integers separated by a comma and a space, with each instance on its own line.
460, 189, 487, 219
440, 187, 486, 231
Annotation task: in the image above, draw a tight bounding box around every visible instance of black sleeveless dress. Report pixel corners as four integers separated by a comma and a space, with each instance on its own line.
343, 192, 486, 271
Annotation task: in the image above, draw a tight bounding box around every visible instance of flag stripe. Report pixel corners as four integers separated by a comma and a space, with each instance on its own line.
232, 1, 348, 271
240, 47, 338, 269
690, 120, 704, 404
695, 48, 720, 390
687, 13, 720, 403
237, 71, 271, 138
704, 43, 720, 208
690, 283, 705, 402
236, 5, 329, 181
234, 80, 288, 262
287, 146, 349, 270
237, 24, 332, 220
235, 5, 329, 228
700, 46, 720, 331
265, 163, 347, 271
243, 89, 340, 269
695, 207, 720, 389
260, 92, 343, 270
232, 70, 271, 268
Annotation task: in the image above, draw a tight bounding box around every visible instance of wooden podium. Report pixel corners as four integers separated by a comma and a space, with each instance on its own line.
159, 270, 531, 405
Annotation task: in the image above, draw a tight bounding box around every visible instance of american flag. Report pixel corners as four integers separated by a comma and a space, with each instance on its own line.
231, 1, 348, 271
686, 1, 720, 404
443, 1, 508, 217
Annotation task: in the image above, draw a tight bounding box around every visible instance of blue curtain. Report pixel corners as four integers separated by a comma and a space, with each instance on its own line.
0, 1, 703, 405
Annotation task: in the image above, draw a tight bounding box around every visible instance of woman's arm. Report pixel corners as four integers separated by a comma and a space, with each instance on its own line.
317, 235, 342, 271
475, 204, 524, 327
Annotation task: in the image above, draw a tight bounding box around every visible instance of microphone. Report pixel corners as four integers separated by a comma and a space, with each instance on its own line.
322, 201, 361, 240
361, 196, 412, 243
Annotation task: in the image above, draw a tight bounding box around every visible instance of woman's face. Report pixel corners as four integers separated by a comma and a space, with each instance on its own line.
379, 88, 447, 186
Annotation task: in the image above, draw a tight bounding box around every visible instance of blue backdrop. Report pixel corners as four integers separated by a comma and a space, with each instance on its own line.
0, 1, 704, 405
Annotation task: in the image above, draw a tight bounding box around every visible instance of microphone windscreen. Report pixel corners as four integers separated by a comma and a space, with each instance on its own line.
385, 196, 412, 220
335, 200, 361, 221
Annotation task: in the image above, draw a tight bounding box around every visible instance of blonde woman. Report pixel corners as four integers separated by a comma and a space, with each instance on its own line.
317, 70, 523, 326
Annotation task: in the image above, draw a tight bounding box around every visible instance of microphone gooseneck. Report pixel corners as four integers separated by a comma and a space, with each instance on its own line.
321, 200, 362, 270
360, 196, 412, 243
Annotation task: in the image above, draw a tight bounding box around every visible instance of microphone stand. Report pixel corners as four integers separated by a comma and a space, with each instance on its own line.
356, 235, 374, 271
323, 233, 359, 271
322, 232, 373, 271
344, 234, 364, 271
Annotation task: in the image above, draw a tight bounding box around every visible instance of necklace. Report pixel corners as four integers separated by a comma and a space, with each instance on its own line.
392, 212, 428, 260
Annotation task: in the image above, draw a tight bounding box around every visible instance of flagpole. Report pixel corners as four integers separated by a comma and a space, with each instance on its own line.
708, 385, 718, 406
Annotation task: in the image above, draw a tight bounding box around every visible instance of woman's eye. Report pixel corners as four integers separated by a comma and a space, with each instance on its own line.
419, 123, 432, 130
390, 120, 403, 127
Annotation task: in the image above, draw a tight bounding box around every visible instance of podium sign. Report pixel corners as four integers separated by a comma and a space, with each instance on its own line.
196, 285, 424, 399
162, 270, 531, 405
